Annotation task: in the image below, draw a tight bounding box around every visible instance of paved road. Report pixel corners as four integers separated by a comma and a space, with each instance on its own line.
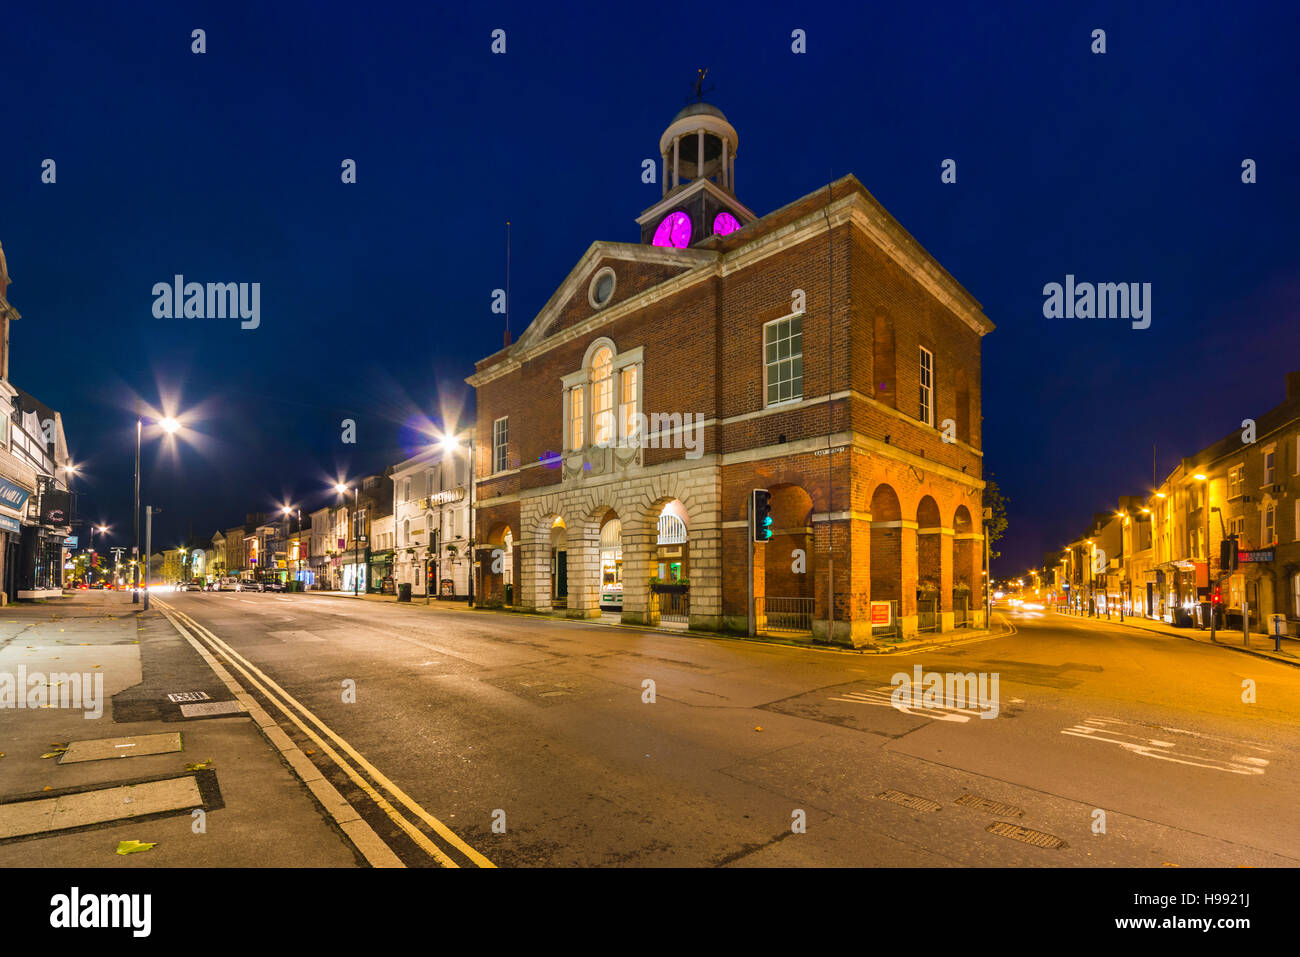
154, 592, 1300, 867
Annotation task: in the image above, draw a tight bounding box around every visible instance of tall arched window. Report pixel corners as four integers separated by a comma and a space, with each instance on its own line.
591, 347, 614, 446
403, 519, 410, 546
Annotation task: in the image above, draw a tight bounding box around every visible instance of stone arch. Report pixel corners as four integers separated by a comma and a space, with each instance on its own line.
916, 495, 942, 630
869, 484, 903, 606
763, 483, 815, 606
953, 503, 977, 600
481, 522, 516, 606
916, 495, 942, 590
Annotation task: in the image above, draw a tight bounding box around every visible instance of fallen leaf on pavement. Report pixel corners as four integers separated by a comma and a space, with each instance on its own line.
754, 726, 763, 732
115, 840, 157, 855
185, 760, 213, 771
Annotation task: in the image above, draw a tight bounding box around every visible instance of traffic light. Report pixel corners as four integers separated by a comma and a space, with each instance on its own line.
751, 489, 773, 543
1219, 534, 1239, 572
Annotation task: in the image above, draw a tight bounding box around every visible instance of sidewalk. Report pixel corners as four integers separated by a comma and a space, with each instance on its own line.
1053, 606, 1300, 667
0, 592, 372, 866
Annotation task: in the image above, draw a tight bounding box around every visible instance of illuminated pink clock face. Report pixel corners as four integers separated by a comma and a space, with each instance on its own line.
652, 211, 692, 248
713, 211, 741, 236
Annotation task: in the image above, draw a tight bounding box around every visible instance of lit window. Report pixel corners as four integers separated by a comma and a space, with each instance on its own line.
1264, 448, 1276, 484
493, 417, 509, 473
568, 386, 585, 450
764, 315, 803, 406
1227, 465, 1243, 498
592, 347, 614, 446
619, 365, 638, 443
919, 346, 934, 426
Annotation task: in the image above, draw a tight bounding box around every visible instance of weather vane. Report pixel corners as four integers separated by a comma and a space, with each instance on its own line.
691, 67, 714, 102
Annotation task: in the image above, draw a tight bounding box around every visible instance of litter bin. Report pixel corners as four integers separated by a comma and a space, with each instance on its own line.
505, 583, 514, 605
397, 583, 412, 602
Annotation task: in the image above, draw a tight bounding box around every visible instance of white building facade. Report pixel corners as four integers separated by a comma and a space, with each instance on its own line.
392, 444, 473, 598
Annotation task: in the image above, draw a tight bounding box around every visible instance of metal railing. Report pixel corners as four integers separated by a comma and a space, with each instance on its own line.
871, 599, 901, 640
755, 596, 814, 634
917, 594, 940, 633
652, 586, 689, 626
953, 592, 971, 628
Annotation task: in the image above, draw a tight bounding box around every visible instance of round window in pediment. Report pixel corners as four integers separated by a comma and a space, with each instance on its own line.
589, 267, 616, 309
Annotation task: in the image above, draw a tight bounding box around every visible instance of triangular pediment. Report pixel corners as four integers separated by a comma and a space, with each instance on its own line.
511, 242, 712, 353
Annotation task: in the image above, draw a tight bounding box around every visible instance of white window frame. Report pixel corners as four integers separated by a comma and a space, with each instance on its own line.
568, 385, 585, 451
618, 364, 639, 445
1227, 465, 1244, 499
492, 416, 509, 474
1263, 445, 1276, 485
919, 346, 934, 426
762, 312, 803, 408
561, 340, 643, 453
1263, 504, 1276, 545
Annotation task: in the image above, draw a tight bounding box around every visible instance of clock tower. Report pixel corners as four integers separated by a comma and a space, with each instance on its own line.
636, 99, 756, 248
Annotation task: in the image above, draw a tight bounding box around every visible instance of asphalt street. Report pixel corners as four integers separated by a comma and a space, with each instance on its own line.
143, 592, 1300, 867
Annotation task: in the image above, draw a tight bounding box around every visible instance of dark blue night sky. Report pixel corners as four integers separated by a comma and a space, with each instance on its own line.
2, 1, 1296, 571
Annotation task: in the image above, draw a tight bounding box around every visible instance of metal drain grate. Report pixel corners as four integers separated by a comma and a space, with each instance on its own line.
876, 789, 942, 813
956, 794, 1024, 817
986, 821, 1067, 849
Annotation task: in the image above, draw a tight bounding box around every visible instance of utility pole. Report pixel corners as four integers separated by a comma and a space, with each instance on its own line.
143, 505, 155, 611
133, 404, 141, 604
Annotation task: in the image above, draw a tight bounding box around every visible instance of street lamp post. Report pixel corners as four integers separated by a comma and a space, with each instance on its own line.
334, 484, 360, 596
133, 410, 180, 604
1195, 474, 1214, 642
440, 430, 475, 608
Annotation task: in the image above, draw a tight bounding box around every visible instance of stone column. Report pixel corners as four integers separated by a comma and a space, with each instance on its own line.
620, 517, 654, 626
721, 137, 728, 189
940, 527, 955, 632
690, 521, 722, 630
846, 514, 872, 647
899, 521, 919, 637
697, 128, 704, 181
520, 533, 551, 612
672, 136, 680, 190
662, 151, 669, 196
566, 521, 601, 619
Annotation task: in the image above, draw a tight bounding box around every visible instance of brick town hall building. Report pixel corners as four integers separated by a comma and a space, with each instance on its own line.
467, 99, 993, 646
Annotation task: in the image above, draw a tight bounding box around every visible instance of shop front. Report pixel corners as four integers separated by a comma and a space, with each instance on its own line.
368, 549, 393, 594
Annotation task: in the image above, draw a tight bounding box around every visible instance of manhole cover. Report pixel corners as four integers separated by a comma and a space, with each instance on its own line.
956, 794, 1024, 817
180, 700, 246, 718
167, 691, 211, 703
986, 821, 1067, 849
875, 789, 942, 813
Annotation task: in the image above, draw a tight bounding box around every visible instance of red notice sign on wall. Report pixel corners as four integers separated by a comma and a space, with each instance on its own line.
870, 601, 892, 626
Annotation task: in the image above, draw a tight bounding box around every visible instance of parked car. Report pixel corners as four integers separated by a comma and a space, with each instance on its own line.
263, 580, 286, 592
238, 580, 263, 592
218, 578, 240, 592
182, 580, 204, 592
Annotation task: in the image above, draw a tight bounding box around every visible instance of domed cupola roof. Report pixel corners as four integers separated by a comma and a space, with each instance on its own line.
658, 99, 739, 195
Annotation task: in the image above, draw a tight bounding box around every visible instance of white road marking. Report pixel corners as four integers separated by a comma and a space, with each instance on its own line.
828, 687, 981, 722
1062, 717, 1270, 775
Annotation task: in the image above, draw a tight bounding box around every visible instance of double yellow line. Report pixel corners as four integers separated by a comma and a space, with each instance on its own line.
156, 599, 494, 868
